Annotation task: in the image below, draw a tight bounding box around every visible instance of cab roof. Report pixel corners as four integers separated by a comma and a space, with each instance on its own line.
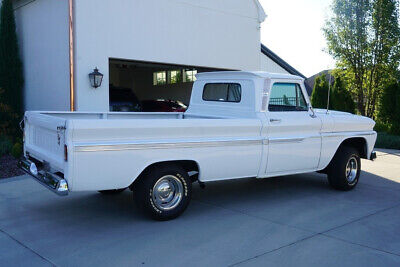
196, 71, 304, 81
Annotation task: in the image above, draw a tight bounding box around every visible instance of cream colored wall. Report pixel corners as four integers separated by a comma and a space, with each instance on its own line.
74, 0, 263, 111
260, 53, 289, 74
14, 0, 70, 111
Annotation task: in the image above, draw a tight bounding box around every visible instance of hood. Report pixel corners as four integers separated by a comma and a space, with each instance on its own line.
315, 109, 376, 132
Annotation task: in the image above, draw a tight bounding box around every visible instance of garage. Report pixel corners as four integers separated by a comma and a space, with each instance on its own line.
14, 0, 303, 112
108, 59, 221, 112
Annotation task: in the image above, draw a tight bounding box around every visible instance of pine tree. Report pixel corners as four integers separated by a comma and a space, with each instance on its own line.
331, 76, 355, 113
0, 0, 24, 115
311, 74, 331, 109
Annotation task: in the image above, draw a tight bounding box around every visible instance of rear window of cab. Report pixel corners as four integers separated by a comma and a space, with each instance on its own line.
202, 83, 241, 103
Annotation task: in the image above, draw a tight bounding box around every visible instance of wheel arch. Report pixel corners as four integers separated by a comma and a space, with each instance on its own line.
319, 136, 368, 173
129, 159, 200, 189
338, 137, 368, 159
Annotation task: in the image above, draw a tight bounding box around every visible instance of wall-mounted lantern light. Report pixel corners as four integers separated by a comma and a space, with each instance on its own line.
89, 68, 103, 88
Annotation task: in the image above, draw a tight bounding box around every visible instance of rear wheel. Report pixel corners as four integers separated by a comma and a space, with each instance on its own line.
327, 146, 361, 191
134, 164, 191, 221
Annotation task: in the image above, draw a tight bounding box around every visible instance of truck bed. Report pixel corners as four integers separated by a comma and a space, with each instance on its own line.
24, 111, 263, 191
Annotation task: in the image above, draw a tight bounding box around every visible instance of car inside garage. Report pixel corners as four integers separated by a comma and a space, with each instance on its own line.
109, 59, 221, 112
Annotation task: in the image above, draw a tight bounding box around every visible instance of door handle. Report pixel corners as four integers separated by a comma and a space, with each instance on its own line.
270, 118, 282, 123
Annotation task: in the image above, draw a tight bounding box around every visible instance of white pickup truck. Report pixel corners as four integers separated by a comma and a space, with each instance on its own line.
19, 71, 377, 220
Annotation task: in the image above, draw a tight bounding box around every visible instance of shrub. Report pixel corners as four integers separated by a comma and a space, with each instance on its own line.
378, 81, 400, 135
374, 121, 390, 133
0, 88, 19, 138
0, 135, 12, 157
375, 132, 400, 150
331, 76, 355, 113
11, 142, 22, 158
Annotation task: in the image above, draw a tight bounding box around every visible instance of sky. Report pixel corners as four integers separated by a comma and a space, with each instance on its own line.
258, 0, 336, 77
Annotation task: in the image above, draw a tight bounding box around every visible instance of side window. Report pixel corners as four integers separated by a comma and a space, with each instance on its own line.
202, 83, 241, 103
268, 83, 308, 112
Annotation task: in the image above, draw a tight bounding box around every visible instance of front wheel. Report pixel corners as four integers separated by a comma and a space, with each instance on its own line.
134, 164, 192, 221
327, 146, 361, 191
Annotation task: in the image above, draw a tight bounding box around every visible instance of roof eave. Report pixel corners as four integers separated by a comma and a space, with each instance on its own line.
261, 44, 306, 79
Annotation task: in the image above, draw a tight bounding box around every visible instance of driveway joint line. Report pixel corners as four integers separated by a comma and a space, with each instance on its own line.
321, 233, 400, 257
228, 233, 320, 266
211, 201, 400, 266
322, 202, 400, 234
0, 228, 57, 266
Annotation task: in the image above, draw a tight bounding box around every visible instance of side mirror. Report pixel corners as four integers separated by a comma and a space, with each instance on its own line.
308, 103, 317, 118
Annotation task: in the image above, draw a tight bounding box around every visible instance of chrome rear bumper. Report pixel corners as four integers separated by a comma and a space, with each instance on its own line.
18, 158, 69, 196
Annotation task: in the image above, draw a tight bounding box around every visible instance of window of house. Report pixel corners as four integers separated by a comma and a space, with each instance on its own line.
268, 83, 307, 112
169, 70, 182, 84
202, 83, 241, 103
185, 69, 197, 82
153, 71, 166, 86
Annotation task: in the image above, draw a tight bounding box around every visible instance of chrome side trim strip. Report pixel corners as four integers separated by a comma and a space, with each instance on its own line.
74, 139, 263, 152
269, 135, 320, 144
73, 131, 375, 152
269, 138, 305, 144
322, 131, 376, 138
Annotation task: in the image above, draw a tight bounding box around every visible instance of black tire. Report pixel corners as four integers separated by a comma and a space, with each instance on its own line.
99, 188, 126, 195
327, 146, 361, 191
134, 164, 192, 221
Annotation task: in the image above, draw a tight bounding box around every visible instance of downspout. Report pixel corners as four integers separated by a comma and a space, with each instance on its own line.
69, 0, 75, 111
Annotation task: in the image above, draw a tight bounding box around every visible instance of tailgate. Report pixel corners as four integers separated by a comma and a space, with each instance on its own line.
24, 112, 67, 172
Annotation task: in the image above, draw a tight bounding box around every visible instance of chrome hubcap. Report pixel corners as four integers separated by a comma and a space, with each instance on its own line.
346, 156, 358, 184
152, 175, 183, 211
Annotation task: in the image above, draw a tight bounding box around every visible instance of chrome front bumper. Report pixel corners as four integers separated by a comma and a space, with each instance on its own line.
18, 158, 69, 196
370, 151, 377, 161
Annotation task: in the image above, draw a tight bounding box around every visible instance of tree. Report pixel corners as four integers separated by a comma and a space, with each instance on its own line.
0, 0, 23, 115
311, 74, 332, 109
0, 87, 18, 138
378, 81, 400, 134
331, 75, 355, 113
324, 0, 400, 117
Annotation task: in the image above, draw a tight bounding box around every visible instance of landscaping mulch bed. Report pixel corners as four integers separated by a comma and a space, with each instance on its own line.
0, 155, 24, 179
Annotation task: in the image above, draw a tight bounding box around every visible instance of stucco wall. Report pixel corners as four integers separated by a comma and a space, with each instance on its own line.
74, 0, 263, 111
14, 0, 70, 111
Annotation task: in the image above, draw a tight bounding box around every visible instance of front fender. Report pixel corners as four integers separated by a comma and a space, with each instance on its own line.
318, 131, 377, 170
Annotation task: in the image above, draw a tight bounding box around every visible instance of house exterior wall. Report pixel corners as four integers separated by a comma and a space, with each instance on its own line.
260, 53, 289, 74
73, 0, 263, 111
14, 0, 70, 111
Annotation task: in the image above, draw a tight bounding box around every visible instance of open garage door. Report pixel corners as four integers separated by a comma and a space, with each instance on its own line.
109, 59, 223, 112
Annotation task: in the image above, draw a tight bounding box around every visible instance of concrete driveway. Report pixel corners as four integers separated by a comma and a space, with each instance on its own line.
1, 149, 400, 267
